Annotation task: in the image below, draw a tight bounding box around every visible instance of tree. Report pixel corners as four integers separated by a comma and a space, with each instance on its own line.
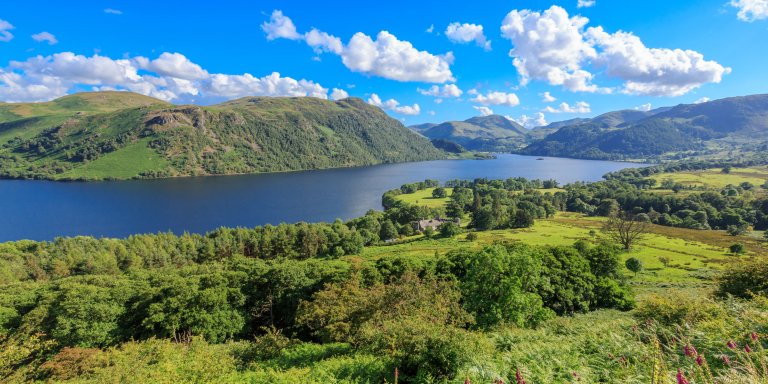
625, 257, 643, 276
727, 224, 748, 236
379, 220, 398, 241
722, 165, 732, 174
460, 245, 553, 328
423, 226, 435, 238
465, 232, 478, 241
603, 211, 649, 250
438, 222, 461, 238
432, 187, 447, 199
729, 243, 745, 254
659, 256, 671, 267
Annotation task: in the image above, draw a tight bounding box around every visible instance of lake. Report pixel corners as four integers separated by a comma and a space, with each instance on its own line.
0, 155, 645, 241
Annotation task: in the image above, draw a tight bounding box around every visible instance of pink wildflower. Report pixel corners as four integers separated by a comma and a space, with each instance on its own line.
745, 345, 752, 353
676, 369, 690, 384
516, 369, 526, 384
752, 332, 760, 341
722, 355, 731, 366
465, 377, 471, 384
727, 340, 737, 349
684, 344, 698, 357
696, 355, 704, 366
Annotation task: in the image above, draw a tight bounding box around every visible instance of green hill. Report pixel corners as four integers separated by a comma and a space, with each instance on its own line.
0, 92, 447, 180
522, 94, 768, 160
411, 114, 529, 151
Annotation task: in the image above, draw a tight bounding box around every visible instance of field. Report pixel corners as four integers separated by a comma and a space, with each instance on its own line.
394, 187, 453, 208
57, 138, 169, 180
394, 187, 566, 209
649, 166, 768, 188
360, 212, 763, 291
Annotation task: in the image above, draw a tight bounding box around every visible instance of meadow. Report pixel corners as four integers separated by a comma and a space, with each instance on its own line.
649, 166, 768, 189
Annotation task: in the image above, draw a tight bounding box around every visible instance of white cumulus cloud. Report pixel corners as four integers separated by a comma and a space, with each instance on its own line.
543, 101, 591, 113
305, 29, 344, 54
263, 11, 455, 83
342, 31, 454, 83
0, 19, 14, 42
501, 6, 599, 92
694, 97, 711, 104
330, 88, 349, 100
445, 22, 491, 51
730, 0, 768, 21
586, 27, 731, 96
541, 91, 557, 102
473, 106, 494, 116
511, 113, 548, 128
500, 5, 729, 96
417, 84, 463, 98
577, 0, 596, 8
367, 94, 420, 115
138, 52, 209, 80
634, 103, 652, 111
31, 31, 58, 45
472, 91, 520, 107
261, 10, 302, 40
0, 51, 331, 103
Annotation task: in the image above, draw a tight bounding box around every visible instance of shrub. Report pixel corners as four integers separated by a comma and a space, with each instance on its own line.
625, 258, 643, 276
465, 232, 478, 241
717, 260, 768, 298
634, 293, 725, 326
729, 243, 745, 254
39, 347, 107, 380
438, 222, 461, 238
432, 187, 447, 198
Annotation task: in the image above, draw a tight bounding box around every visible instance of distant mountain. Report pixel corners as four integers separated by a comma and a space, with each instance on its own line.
409, 114, 528, 151
410, 122, 438, 133
0, 92, 447, 180
522, 94, 768, 160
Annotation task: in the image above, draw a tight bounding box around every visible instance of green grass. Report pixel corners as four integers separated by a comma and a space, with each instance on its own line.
649, 166, 768, 188
394, 188, 453, 208
359, 213, 759, 289
395, 188, 567, 209
58, 138, 169, 180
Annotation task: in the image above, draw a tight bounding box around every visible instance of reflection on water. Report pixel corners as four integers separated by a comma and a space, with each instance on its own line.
0, 154, 644, 241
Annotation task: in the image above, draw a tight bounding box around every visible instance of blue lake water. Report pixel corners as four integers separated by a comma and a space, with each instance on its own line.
0, 154, 645, 241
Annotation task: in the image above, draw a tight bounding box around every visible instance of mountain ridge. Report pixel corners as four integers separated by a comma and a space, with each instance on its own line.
0, 92, 447, 180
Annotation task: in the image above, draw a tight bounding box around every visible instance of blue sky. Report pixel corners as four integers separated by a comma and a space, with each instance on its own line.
0, 0, 766, 126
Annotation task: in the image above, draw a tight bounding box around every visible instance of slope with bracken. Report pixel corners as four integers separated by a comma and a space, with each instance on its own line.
0, 92, 447, 180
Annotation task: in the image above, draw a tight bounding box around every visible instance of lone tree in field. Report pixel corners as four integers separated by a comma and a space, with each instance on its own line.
432, 187, 447, 198
625, 257, 643, 276
603, 211, 649, 250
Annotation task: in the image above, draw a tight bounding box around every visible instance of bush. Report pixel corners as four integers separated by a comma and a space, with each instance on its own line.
438, 222, 461, 238
357, 317, 485, 382
432, 187, 447, 198
465, 232, 478, 241
634, 292, 725, 326
717, 260, 768, 298
729, 243, 745, 254
625, 258, 643, 276
39, 347, 107, 380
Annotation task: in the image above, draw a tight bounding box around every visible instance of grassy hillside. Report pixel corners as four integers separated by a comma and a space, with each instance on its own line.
0, 92, 446, 180
522, 94, 768, 160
